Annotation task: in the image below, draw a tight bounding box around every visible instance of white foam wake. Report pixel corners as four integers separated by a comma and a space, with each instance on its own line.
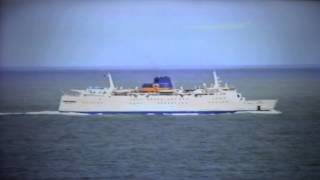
0, 111, 89, 116
235, 110, 282, 114
0, 110, 282, 116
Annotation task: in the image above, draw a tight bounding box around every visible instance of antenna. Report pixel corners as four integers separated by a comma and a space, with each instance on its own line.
203, 83, 207, 89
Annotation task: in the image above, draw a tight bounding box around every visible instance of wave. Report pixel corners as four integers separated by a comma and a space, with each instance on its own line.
0, 111, 89, 116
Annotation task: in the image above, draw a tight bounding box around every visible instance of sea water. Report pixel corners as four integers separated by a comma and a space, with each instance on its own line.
0, 69, 320, 179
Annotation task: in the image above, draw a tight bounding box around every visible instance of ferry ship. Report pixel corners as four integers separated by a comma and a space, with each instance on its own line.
59, 72, 278, 114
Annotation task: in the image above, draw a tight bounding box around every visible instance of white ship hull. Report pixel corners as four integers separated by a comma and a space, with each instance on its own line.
59, 94, 277, 114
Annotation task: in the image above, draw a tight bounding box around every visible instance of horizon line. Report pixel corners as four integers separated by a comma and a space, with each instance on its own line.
1, 64, 320, 71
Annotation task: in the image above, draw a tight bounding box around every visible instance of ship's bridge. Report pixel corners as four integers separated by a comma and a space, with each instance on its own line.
85, 87, 107, 95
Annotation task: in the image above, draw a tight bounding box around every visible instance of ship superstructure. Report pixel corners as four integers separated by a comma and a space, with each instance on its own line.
59, 72, 278, 114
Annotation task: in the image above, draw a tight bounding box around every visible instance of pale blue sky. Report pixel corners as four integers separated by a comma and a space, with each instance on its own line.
1, 1, 320, 68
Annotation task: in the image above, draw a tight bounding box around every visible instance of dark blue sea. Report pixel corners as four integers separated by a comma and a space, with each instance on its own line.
0, 69, 320, 179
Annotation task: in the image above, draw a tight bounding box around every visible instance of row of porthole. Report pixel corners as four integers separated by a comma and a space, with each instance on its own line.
132, 98, 190, 101
212, 97, 227, 100
130, 102, 188, 105
132, 99, 214, 101
208, 101, 229, 103
82, 102, 103, 104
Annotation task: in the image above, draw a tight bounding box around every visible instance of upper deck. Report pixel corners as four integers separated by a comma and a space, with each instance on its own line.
63, 71, 243, 101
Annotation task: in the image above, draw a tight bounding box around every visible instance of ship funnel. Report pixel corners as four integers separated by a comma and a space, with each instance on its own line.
107, 73, 115, 90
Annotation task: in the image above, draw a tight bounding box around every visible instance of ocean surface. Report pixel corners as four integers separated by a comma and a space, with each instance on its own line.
0, 69, 320, 179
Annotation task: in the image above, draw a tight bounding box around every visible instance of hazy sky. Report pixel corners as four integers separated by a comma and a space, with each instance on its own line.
1, 0, 320, 68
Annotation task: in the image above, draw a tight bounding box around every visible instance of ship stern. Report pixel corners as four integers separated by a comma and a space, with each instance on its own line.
256, 99, 278, 111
